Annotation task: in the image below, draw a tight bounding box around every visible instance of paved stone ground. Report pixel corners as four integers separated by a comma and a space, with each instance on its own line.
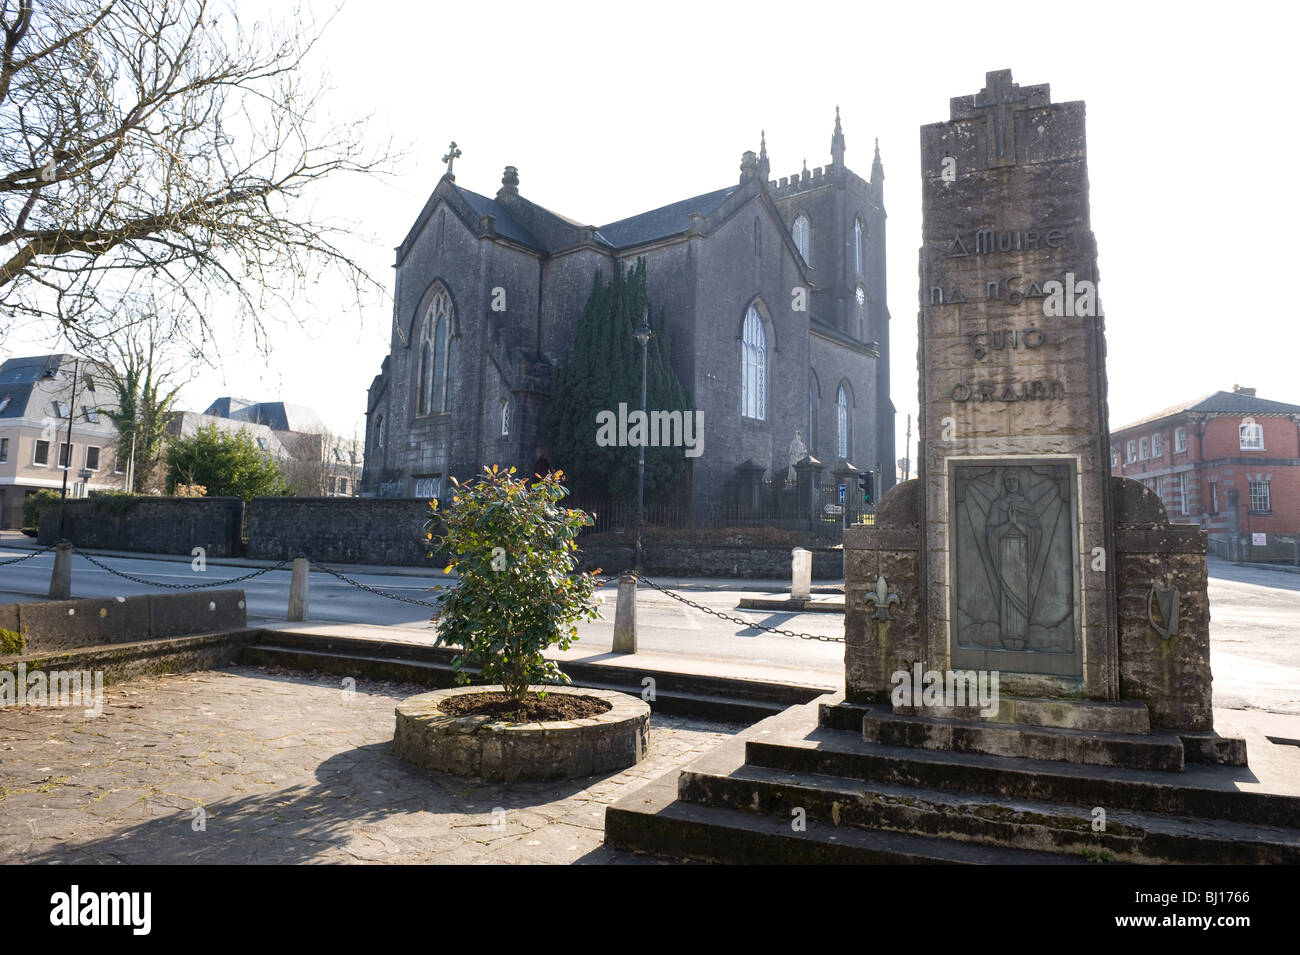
0, 666, 741, 864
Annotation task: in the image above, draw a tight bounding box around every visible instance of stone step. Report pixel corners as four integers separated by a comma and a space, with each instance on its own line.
255, 629, 821, 708
241, 644, 786, 723
745, 729, 1300, 829
603, 766, 1086, 865
821, 697, 1151, 735
860, 706, 1185, 771
676, 763, 1300, 865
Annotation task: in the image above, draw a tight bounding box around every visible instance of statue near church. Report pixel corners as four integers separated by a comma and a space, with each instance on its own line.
787, 430, 807, 483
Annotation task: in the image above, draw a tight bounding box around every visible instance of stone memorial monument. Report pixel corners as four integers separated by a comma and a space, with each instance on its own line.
842, 69, 1219, 736
605, 73, 1300, 865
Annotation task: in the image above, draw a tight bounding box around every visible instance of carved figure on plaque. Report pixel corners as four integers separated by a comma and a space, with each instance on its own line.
953, 464, 1075, 653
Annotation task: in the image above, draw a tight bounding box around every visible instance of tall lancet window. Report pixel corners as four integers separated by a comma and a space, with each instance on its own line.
837, 384, 850, 459
418, 287, 455, 414
854, 217, 864, 274
792, 214, 811, 264
741, 305, 767, 420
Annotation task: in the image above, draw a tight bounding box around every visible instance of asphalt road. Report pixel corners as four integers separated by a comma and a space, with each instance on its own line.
0, 545, 847, 685
1, 547, 1295, 709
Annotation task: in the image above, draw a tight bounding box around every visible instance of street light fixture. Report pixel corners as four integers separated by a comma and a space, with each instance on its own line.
633, 307, 652, 571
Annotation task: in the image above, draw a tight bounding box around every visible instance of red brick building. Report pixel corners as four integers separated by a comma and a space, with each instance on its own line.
1110, 386, 1300, 563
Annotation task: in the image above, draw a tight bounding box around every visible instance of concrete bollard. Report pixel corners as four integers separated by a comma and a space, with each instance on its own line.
288, 557, 310, 621
791, 547, 812, 599
48, 543, 72, 599
612, 573, 638, 653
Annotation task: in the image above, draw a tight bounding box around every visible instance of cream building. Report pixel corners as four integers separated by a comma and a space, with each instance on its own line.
0, 354, 126, 529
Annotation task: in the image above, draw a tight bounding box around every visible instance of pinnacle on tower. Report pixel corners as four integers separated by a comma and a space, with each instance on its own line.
871, 136, 884, 183
758, 130, 770, 180
831, 106, 846, 166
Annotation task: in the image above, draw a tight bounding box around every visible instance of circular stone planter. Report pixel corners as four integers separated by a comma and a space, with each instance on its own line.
393, 685, 650, 782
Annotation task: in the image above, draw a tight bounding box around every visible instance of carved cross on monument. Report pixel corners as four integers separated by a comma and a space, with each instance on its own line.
950, 70, 1050, 163
441, 141, 462, 180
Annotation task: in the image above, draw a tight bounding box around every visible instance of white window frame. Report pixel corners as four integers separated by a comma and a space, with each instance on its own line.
1151, 432, 1163, 457
792, 214, 810, 264
1110, 449, 1119, 469
418, 287, 455, 416
85, 446, 100, 471
500, 399, 510, 436
1126, 440, 1136, 463
1209, 480, 1219, 515
1177, 472, 1188, 515
741, 304, 767, 420
1138, 437, 1148, 461
1174, 426, 1187, 453
0, 437, 7, 462
57, 442, 72, 469
1249, 479, 1270, 513
33, 439, 50, 466
836, 384, 850, 460
854, 217, 864, 274
1239, 420, 1264, 450
413, 475, 441, 500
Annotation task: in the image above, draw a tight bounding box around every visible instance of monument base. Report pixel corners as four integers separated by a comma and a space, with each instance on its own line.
606, 694, 1295, 865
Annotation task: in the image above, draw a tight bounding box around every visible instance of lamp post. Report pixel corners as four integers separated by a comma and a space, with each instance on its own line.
633, 307, 652, 571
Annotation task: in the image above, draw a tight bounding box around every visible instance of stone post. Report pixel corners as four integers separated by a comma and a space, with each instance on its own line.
612, 573, 637, 653
288, 557, 310, 621
791, 548, 812, 599
48, 543, 71, 599
794, 454, 824, 525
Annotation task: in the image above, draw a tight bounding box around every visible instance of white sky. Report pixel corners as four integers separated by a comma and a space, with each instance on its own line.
5, 0, 1299, 466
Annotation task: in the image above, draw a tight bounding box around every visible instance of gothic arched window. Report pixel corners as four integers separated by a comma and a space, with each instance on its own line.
793, 214, 811, 264
854, 217, 864, 274
741, 305, 767, 420
837, 384, 850, 459
418, 287, 455, 415
500, 398, 510, 436
808, 370, 820, 453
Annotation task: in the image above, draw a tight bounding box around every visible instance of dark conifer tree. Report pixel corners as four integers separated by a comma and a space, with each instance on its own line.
544, 258, 692, 503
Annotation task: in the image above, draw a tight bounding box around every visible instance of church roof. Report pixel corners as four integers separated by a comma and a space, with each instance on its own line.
1114, 390, 1300, 432
596, 186, 740, 248
455, 187, 544, 250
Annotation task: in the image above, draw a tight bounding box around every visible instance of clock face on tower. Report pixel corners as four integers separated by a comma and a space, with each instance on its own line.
856, 286, 865, 307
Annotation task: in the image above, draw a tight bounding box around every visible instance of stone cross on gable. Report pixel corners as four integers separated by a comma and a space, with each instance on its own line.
950, 70, 1050, 162
441, 141, 462, 180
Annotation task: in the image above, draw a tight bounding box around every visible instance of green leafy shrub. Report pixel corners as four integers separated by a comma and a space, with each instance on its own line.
87, 491, 143, 514
430, 466, 601, 703
21, 489, 62, 531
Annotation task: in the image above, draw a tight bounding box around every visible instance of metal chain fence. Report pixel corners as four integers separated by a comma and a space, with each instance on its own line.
72, 547, 293, 590
12, 544, 842, 642
0, 544, 57, 566
312, 561, 445, 608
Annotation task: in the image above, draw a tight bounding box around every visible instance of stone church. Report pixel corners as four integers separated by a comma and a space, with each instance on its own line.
359, 111, 894, 507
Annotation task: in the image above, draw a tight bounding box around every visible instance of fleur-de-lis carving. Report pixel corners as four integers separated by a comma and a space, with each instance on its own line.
864, 575, 901, 622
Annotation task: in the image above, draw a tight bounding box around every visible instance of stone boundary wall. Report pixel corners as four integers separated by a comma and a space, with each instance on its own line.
576, 543, 842, 579
0, 590, 248, 655
246, 497, 442, 565
37, 497, 243, 557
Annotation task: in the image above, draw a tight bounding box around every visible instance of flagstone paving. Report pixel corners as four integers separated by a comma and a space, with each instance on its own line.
0, 666, 740, 864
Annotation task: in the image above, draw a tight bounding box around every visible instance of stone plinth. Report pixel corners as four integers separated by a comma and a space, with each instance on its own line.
844, 480, 923, 703
394, 685, 650, 782
1112, 477, 1213, 731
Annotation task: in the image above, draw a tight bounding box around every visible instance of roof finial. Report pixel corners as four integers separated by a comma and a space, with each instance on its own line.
441, 141, 462, 181
831, 107, 845, 165
758, 129, 770, 180
871, 137, 884, 184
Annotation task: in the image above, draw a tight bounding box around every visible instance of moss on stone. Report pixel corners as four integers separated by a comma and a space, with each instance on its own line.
0, 628, 24, 656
